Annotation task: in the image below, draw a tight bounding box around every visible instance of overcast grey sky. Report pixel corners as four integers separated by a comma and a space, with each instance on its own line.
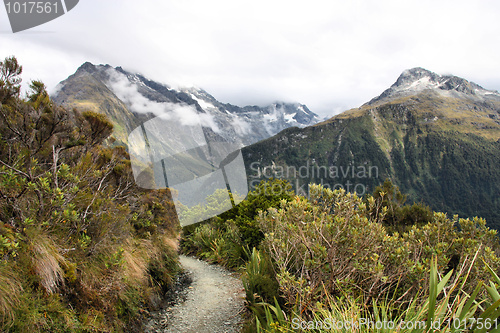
1, 0, 499, 117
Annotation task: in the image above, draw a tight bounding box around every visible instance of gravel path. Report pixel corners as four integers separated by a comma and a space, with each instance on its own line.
144, 255, 246, 333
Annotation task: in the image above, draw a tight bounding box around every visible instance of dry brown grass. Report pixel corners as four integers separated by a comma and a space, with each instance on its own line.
29, 233, 66, 294
0, 264, 23, 324
161, 234, 180, 253
121, 239, 151, 286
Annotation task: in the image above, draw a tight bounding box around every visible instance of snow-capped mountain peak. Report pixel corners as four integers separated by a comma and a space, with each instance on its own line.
52, 62, 320, 147
368, 67, 500, 105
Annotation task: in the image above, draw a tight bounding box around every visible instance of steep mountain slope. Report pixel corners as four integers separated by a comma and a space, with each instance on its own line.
51, 62, 140, 143
243, 68, 500, 228
52, 63, 320, 146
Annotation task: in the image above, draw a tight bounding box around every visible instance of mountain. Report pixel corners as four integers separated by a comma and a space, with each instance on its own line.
52, 62, 320, 146
367, 67, 500, 105
242, 68, 500, 228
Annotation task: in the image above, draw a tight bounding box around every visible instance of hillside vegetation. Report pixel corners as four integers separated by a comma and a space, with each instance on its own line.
0, 57, 180, 332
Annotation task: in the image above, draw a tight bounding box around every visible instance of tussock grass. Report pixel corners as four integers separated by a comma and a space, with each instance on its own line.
0, 263, 23, 325
28, 232, 66, 294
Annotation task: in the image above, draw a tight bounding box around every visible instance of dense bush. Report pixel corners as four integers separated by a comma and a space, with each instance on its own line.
231, 178, 294, 249
257, 184, 500, 319
181, 217, 247, 268
241, 248, 281, 321
252, 258, 500, 333
369, 179, 434, 233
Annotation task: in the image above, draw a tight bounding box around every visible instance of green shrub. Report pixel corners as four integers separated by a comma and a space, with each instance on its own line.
181, 179, 294, 269
258, 184, 500, 318
181, 218, 247, 268
368, 179, 433, 233
232, 179, 294, 249
252, 256, 500, 333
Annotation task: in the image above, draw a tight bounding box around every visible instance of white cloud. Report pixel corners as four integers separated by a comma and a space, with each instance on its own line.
107, 69, 168, 116
230, 117, 252, 135
1, 0, 500, 118
106, 68, 220, 132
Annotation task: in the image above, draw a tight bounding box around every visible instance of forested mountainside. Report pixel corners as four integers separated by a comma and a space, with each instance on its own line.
243, 68, 500, 228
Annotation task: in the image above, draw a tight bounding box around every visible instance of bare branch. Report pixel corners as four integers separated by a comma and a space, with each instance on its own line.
0, 158, 31, 180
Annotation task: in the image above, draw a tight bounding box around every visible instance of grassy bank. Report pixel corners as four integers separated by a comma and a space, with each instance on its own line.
0, 57, 181, 332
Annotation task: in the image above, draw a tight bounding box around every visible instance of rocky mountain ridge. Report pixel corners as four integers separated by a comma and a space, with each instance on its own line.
52, 62, 320, 146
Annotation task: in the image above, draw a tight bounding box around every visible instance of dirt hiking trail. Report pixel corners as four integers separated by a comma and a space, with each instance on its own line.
144, 255, 246, 333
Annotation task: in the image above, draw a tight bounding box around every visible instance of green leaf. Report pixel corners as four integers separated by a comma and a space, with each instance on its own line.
427, 256, 438, 329
459, 281, 483, 321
